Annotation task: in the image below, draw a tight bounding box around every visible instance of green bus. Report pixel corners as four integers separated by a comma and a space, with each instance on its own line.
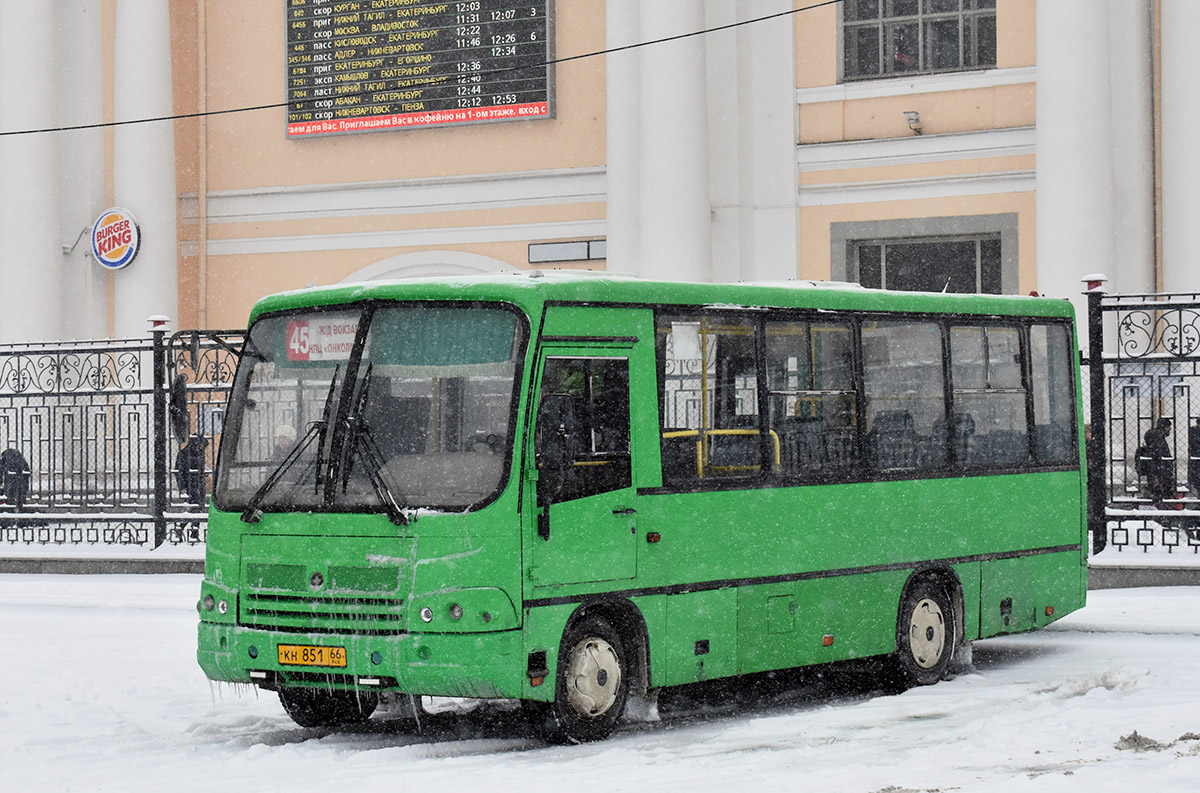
197, 273, 1086, 742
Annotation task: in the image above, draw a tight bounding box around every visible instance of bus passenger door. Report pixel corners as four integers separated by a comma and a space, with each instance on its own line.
528, 351, 637, 585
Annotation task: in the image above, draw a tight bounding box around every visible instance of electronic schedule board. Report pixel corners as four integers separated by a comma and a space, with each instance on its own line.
287, 0, 554, 138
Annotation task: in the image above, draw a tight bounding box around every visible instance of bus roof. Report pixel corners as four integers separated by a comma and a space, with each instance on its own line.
247, 271, 1077, 325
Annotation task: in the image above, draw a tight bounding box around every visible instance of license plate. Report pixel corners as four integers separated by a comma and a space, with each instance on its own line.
277, 644, 347, 668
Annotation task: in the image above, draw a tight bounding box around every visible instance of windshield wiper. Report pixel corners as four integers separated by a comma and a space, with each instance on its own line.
241, 365, 340, 523
340, 363, 410, 526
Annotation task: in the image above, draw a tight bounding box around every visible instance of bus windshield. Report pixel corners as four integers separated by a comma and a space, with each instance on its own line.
215, 302, 525, 514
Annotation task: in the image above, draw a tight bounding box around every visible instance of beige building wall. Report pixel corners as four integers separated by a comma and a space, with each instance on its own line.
171, 0, 608, 329
794, 0, 1037, 292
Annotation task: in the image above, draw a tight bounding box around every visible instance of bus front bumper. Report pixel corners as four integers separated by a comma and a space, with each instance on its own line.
197, 621, 525, 700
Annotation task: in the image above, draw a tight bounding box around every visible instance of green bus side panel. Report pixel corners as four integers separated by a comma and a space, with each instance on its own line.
979, 550, 1085, 637
736, 572, 904, 675
631, 594, 667, 688
660, 588, 738, 686
952, 560, 983, 641
518, 602, 577, 702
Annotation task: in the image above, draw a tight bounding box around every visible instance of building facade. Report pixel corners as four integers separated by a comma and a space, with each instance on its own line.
0, 0, 1192, 341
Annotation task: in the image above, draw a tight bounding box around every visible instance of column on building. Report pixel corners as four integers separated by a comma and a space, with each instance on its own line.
707, 0, 798, 283
1107, 0, 1156, 296
113, 0, 179, 337
0, 2, 64, 342
1035, 0, 1116, 346
58, 0, 109, 339
605, 0, 641, 276
1160, 0, 1200, 294
607, 1, 712, 282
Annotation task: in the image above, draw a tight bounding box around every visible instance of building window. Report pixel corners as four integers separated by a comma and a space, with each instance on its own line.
529, 240, 607, 264
843, 0, 997, 81
853, 236, 1001, 294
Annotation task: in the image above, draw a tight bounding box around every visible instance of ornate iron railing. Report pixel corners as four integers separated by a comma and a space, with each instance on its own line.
0, 328, 243, 552
1084, 289, 1200, 556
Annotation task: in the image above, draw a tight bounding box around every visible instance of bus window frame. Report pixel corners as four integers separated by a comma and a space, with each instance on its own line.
650, 308, 1080, 496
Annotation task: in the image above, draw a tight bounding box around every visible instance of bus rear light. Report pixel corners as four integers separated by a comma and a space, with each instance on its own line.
530, 676, 545, 687
1045, 606, 1055, 617
822, 635, 835, 647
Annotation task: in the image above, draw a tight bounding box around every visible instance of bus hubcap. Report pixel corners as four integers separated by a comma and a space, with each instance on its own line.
908, 597, 946, 669
564, 636, 622, 718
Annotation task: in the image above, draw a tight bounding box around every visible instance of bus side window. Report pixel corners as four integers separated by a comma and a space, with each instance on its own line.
536, 357, 631, 504
862, 320, 946, 472
765, 319, 856, 478
657, 316, 761, 485
950, 324, 1029, 468
1029, 323, 1077, 464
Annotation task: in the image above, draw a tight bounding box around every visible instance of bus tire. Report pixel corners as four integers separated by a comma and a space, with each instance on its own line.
278, 687, 378, 728
891, 579, 955, 689
539, 614, 628, 743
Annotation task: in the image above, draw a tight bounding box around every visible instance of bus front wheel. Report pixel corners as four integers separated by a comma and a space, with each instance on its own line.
278, 687, 378, 729
536, 614, 629, 743
892, 579, 955, 688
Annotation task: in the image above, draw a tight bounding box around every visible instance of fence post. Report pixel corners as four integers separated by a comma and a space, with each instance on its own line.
1084, 278, 1107, 555
151, 317, 169, 548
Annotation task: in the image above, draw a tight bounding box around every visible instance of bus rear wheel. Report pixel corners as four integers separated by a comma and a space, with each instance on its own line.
891, 579, 955, 689
278, 687, 378, 728
536, 614, 628, 743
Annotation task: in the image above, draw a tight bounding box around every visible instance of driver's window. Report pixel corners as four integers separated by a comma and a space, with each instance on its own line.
535, 357, 631, 504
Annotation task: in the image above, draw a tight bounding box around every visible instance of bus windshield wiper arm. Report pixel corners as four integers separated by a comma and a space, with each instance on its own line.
341, 363, 410, 526
345, 418, 409, 526
241, 366, 340, 524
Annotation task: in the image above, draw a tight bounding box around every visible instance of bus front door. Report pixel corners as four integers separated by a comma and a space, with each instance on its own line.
529, 352, 637, 585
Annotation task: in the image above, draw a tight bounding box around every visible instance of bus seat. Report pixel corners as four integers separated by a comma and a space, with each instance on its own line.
823, 425, 859, 469
868, 410, 919, 469
973, 430, 1029, 466
778, 417, 824, 473
929, 412, 975, 466
661, 429, 701, 481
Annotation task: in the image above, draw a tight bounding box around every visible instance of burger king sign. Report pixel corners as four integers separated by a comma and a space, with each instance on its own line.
91, 207, 140, 270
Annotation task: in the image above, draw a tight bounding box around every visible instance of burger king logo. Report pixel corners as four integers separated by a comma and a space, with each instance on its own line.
91, 207, 140, 270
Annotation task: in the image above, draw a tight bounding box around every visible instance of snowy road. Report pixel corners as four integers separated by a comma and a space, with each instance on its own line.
2, 575, 1199, 793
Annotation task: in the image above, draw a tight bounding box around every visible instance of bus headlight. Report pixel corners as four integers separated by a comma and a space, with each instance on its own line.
203, 594, 216, 611
419, 607, 434, 623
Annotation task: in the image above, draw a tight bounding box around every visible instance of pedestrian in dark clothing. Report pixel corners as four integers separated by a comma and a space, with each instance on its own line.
1189, 420, 1200, 499
1142, 418, 1174, 502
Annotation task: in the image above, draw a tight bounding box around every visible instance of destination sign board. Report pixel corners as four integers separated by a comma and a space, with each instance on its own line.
286, 0, 553, 137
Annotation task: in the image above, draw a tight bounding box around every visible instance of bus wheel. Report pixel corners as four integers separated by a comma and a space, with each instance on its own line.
892, 580, 955, 688
278, 687, 378, 728
541, 615, 628, 743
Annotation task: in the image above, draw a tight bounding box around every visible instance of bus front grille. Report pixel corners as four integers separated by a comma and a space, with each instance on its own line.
240, 592, 406, 635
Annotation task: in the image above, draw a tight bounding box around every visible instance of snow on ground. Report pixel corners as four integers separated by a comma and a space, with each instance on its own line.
1, 574, 1199, 793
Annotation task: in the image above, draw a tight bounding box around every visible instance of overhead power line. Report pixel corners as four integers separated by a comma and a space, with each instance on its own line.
0, 0, 841, 138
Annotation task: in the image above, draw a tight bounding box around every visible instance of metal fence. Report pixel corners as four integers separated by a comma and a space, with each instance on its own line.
0, 328, 242, 551
1084, 288, 1200, 555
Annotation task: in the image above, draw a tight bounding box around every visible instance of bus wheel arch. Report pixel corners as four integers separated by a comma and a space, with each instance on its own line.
537, 600, 648, 743
891, 569, 962, 688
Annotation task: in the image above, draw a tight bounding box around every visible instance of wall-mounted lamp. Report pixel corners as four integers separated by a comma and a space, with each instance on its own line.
903, 110, 923, 135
